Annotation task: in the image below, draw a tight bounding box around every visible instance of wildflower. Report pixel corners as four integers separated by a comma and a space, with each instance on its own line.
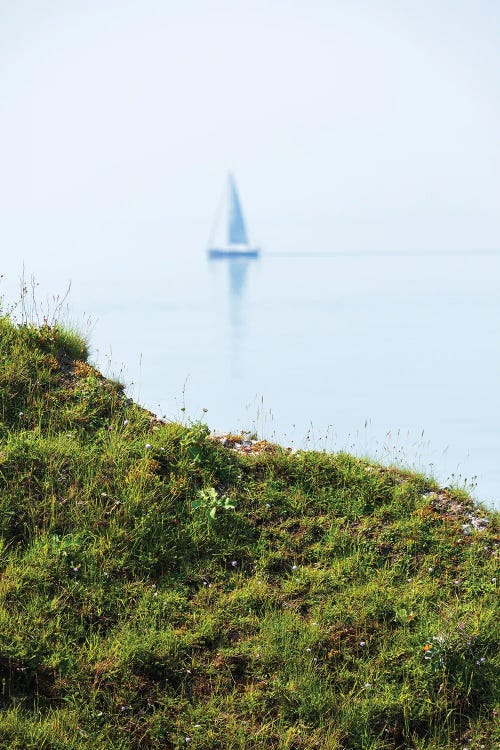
120, 705, 126, 711
306, 648, 312, 652
359, 641, 366, 647
364, 682, 372, 688
231, 560, 238, 568
454, 579, 460, 585
428, 567, 434, 572
292, 565, 298, 570
72, 566, 80, 573
492, 577, 497, 583
185, 738, 191, 743
423, 644, 432, 652
123, 419, 129, 426
18, 411, 24, 417
145, 443, 152, 450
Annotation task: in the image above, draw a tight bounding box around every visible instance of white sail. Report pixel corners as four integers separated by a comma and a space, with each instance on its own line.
208, 174, 260, 258
228, 174, 248, 245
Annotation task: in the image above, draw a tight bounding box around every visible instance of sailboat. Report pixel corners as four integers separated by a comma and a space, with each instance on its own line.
208, 174, 260, 258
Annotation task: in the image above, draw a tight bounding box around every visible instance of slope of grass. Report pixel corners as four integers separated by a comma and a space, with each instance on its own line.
0, 316, 498, 749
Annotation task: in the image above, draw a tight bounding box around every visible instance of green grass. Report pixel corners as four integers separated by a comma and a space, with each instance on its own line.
0, 314, 498, 749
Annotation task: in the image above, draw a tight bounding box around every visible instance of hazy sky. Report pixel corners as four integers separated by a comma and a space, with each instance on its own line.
0, 0, 499, 279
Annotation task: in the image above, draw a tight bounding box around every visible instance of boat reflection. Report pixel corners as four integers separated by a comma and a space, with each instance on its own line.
208, 254, 258, 376
207, 248, 260, 377
228, 257, 251, 330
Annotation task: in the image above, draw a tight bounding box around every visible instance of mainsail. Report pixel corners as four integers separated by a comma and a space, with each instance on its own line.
207, 172, 260, 258
228, 174, 248, 245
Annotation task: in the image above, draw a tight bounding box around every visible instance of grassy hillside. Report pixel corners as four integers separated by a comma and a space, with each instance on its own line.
0, 316, 498, 749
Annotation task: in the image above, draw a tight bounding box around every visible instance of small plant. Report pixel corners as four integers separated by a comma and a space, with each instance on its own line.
423, 636, 446, 672
180, 421, 210, 464
192, 486, 236, 522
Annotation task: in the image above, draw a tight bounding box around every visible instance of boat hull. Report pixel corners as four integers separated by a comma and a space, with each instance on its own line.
208, 246, 260, 259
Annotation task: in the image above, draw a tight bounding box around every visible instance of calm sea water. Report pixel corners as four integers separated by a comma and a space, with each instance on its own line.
14, 251, 500, 508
